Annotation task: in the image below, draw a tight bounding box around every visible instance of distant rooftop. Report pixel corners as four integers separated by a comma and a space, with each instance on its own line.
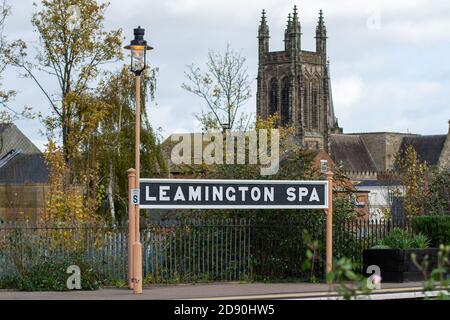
330, 134, 377, 172
356, 180, 402, 187
399, 135, 447, 166
345, 132, 419, 136
0, 152, 49, 184
0, 123, 41, 159
0, 123, 49, 184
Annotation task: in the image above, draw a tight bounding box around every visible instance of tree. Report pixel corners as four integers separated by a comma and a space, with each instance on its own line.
182, 44, 253, 131
7, 0, 122, 162
2, 0, 122, 222
42, 140, 98, 224
0, 1, 34, 123
396, 145, 429, 217
95, 66, 167, 224
394, 146, 450, 218
426, 168, 450, 216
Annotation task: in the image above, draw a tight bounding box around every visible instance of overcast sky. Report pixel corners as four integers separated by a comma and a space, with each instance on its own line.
3, 0, 450, 150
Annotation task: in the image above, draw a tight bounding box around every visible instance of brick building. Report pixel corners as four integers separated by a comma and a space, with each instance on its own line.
0, 124, 49, 221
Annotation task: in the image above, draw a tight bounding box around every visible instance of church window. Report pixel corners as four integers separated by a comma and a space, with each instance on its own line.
269, 78, 278, 116
281, 77, 290, 125
312, 88, 319, 129
303, 85, 308, 128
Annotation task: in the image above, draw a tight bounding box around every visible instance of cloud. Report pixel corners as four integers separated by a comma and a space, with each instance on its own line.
333, 75, 365, 120
337, 79, 449, 134
4, 0, 450, 150
383, 19, 450, 45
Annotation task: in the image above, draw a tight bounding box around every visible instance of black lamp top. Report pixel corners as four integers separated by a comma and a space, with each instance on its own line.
125, 26, 153, 50
134, 26, 145, 39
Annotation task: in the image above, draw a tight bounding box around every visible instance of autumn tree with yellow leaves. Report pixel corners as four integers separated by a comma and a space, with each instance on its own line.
5, 0, 123, 223
395, 145, 450, 217
396, 145, 430, 217
8, 0, 122, 160
95, 66, 167, 224
42, 140, 99, 224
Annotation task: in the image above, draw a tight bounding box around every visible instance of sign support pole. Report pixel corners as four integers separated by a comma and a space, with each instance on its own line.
133, 75, 143, 294
326, 170, 334, 280
127, 168, 136, 289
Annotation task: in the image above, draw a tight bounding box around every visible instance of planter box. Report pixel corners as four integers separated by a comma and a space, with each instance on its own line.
362, 248, 438, 283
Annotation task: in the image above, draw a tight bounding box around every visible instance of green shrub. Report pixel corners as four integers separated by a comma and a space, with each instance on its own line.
0, 275, 18, 289
376, 228, 431, 249
379, 228, 413, 249
0, 256, 101, 291
411, 233, 431, 249
412, 216, 450, 247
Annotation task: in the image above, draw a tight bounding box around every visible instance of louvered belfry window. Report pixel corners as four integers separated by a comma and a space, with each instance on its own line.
281, 77, 290, 126
312, 88, 318, 129
303, 85, 308, 128
269, 78, 278, 117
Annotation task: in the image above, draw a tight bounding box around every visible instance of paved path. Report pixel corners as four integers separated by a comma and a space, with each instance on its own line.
0, 282, 425, 300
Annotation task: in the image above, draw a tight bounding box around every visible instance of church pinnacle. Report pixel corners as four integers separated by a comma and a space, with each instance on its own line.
315, 9, 327, 58
258, 9, 269, 37
284, 13, 293, 49
284, 5, 301, 52
258, 9, 270, 57
287, 13, 292, 28
292, 5, 301, 33
316, 9, 326, 36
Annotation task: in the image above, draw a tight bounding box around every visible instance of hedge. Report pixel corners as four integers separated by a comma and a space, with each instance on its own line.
411, 216, 450, 247
0, 256, 102, 291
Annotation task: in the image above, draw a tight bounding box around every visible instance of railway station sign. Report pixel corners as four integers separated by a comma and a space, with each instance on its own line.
139, 179, 328, 209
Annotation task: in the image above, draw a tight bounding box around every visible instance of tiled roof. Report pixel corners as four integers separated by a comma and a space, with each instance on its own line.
356, 180, 401, 187
0, 124, 48, 184
0, 124, 41, 159
399, 135, 447, 166
0, 152, 49, 183
330, 134, 377, 172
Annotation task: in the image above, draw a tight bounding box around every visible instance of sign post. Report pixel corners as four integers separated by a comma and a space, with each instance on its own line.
127, 169, 136, 289
326, 171, 334, 279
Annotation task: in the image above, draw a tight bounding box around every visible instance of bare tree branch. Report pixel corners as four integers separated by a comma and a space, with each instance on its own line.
182, 44, 253, 131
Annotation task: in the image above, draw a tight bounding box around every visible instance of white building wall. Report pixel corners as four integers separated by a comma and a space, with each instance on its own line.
356, 185, 404, 220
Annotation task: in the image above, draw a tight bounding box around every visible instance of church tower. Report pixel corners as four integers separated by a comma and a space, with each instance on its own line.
256, 7, 342, 151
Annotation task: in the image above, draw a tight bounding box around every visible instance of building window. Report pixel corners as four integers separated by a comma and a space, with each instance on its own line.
388, 189, 402, 205
268, 78, 278, 117
312, 88, 318, 129
320, 160, 328, 173
281, 77, 290, 125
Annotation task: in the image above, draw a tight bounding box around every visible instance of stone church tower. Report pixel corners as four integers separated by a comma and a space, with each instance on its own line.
256, 6, 342, 151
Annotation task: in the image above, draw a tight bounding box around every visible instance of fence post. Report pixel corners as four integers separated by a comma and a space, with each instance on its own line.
127, 168, 136, 289
326, 171, 334, 281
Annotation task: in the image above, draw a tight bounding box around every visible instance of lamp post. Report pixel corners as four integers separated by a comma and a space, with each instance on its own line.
125, 26, 153, 294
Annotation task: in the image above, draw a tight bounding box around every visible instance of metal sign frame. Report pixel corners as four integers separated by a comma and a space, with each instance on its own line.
128, 171, 335, 293
138, 178, 329, 210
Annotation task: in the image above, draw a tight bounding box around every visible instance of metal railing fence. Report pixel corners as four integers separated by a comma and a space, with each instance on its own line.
0, 218, 410, 282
